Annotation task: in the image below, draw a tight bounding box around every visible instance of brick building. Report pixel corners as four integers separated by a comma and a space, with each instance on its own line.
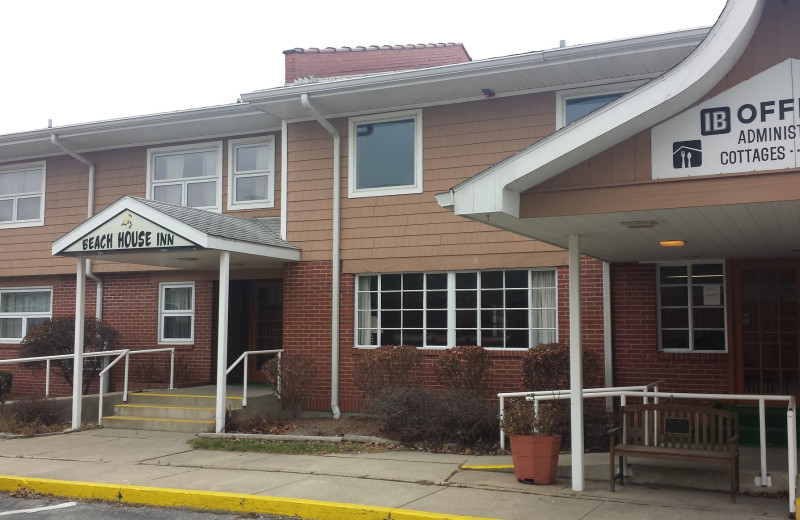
0, 1, 795, 452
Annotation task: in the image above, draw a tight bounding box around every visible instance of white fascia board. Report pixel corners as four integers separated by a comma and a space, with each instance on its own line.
241, 29, 709, 104
446, 0, 764, 218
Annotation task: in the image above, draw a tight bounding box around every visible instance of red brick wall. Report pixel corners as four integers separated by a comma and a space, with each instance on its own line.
0, 273, 214, 399
284, 258, 610, 413
611, 263, 729, 394
284, 44, 471, 84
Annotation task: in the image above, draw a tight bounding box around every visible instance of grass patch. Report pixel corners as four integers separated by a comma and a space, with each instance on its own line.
189, 437, 390, 455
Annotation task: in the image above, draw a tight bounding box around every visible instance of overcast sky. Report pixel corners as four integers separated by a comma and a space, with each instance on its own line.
0, 0, 727, 135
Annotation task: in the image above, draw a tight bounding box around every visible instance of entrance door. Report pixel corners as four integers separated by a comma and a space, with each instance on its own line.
733, 261, 800, 396
247, 281, 283, 382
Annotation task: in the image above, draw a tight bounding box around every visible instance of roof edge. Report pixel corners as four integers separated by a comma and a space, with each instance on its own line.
442, 0, 763, 219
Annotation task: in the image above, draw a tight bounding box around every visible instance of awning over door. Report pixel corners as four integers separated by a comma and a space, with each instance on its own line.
52, 196, 300, 267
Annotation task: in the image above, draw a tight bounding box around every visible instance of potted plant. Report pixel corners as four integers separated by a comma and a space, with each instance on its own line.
501, 399, 565, 484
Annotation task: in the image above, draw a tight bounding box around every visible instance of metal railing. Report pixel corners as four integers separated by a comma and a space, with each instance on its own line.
226, 349, 283, 407
500, 385, 797, 516
97, 347, 176, 425
0, 348, 175, 425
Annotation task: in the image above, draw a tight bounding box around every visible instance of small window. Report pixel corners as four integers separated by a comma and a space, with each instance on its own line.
159, 282, 194, 343
657, 262, 726, 352
0, 287, 52, 342
147, 143, 222, 212
228, 136, 275, 210
0, 162, 45, 228
556, 82, 645, 129
348, 110, 423, 198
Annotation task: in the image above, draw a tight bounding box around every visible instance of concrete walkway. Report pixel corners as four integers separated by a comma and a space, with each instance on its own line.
0, 428, 792, 520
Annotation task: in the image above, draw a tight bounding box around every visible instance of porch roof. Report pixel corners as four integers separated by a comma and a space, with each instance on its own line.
52, 196, 300, 270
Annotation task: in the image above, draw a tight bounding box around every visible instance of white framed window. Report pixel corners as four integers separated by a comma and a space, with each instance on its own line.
0, 162, 46, 228
227, 136, 275, 210
355, 269, 557, 349
657, 262, 727, 352
348, 109, 423, 198
0, 287, 52, 342
556, 82, 645, 129
147, 142, 222, 212
159, 282, 194, 344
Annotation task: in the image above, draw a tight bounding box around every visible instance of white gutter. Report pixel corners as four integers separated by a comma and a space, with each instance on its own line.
280, 120, 288, 240
300, 93, 342, 419
50, 134, 103, 320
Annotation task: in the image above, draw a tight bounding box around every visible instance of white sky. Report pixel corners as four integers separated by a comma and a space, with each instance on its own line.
0, 0, 727, 135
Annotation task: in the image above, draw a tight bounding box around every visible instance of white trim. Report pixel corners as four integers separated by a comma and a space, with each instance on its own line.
227, 135, 276, 211
348, 109, 423, 198
555, 81, 646, 129
0, 161, 46, 229
0, 286, 53, 343
146, 141, 223, 213
158, 281, 195, 345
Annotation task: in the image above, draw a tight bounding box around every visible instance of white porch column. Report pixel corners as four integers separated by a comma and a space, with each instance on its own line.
71, 258, 86, 430
568, 234, 585, 491
215, 251, 230, 433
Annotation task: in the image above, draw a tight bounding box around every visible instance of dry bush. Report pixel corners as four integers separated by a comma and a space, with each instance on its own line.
353, 345, 421, 399
433, 345, 492, 396
262, 353, 316, 419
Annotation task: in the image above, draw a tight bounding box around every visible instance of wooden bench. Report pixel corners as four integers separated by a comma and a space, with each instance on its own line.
609, 403, 739, 502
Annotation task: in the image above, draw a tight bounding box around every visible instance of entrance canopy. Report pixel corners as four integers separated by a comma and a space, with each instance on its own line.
52, 196, 300, 268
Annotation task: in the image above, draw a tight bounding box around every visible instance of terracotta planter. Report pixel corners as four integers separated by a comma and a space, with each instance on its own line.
509, 434, 562, 484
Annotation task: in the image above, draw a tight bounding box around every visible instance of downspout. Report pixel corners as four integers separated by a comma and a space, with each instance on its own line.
50, 134, 103, 320
280, 120, 289, 240
300, 94, 341, 419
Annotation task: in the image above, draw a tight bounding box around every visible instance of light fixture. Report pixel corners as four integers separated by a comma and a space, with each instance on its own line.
481, 88, 495, 98
621, 220, 658, 229
660, 240, 685, 247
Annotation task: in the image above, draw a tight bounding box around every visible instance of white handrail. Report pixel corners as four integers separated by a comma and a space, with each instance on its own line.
226, 349, 283, 407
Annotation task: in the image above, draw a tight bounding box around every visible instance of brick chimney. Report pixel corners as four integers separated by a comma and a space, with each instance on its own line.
283, 43, 471, 84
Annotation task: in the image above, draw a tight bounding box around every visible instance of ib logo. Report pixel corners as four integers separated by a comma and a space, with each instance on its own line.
700, 107, 730, 135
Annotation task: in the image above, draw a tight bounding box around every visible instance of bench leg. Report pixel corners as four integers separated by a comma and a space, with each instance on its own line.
610, 450, 615, 492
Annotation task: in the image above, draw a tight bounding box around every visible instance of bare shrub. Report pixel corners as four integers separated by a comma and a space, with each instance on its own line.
371, 387, 498, 448
262, 353, 316, 419
433, 345, 492, 396
353, 345, 421, 399
0, 396, 69, 436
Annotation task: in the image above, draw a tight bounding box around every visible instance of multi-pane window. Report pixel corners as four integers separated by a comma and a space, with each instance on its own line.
148, 143, 222, 211
228, 137, 275, 210
356, 270, 557, 349
657, 263, 726, 352
159, 282, 194, 343
0, 163, 45, 227
0, 288, 52, 342
348, 110, 423, 198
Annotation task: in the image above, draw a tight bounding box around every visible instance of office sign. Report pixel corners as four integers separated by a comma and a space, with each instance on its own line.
64, 210, 196, 253
652, 59, 800, 179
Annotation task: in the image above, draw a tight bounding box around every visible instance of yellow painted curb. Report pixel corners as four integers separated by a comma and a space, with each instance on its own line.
460, 465, 513, 471
0, 475, 500, 520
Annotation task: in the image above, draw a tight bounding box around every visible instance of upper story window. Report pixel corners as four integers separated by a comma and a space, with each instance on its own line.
355, 269, 557, 349
348, 110, 423, 198
147, 142, 222, 212
227, 136, 275, 210
0, 162, 45, 228
159, 282, 194, 344
556, 82, 645, 129
0, 287, 52, 342
657, 262, 726, 352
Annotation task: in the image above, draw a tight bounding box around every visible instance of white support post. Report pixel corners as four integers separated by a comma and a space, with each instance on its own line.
71, 258, 86, 430
568, 234, 585, 492
215, 251, 231, 433
602, 261, 613, 412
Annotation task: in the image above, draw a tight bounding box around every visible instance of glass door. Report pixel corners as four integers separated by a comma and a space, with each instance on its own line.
248, 281, 283, 382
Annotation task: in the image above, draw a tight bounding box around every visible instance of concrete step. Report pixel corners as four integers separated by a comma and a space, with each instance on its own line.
125, 392, 243, 408
113, 403, 216, 421
100, 415, 215, 433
